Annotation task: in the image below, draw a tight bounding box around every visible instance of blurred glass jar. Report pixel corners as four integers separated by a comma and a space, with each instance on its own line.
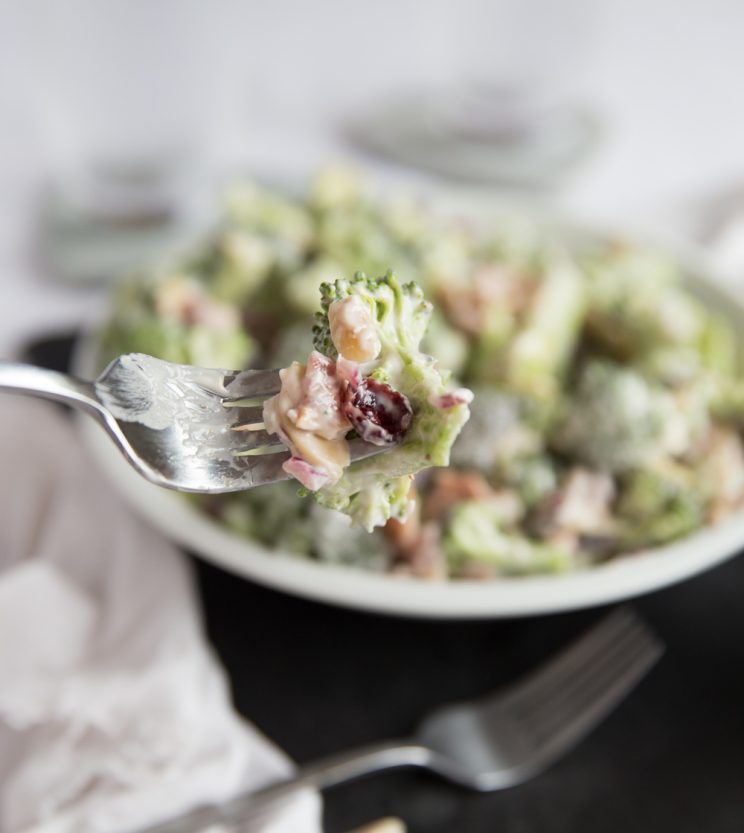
346, 0, 599, 189
21, 0, 244, 276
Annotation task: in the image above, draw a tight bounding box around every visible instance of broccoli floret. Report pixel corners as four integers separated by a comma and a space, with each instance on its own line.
310, 166, 365, 211
421, 310, 470, 378
616, 466, 704, 548
711, 377, 744, 428
310, 271, 472, 530
496, 454, 559, 508
552, 361, 682, 473
102, 276, 255, 370
698, 313, 738, 376
223, 181, 314, 255
313, 270, 432, 360
637, 313, 737, 386
210, 230, 274, 304
636, 346, 703, 387
186, 325, 254, 370
213, 480, 392, 566
442, 499, 575, 576
451, 388, 541, 473
317, 473, 414, 531
503, 253, 587, 406
585, 247, 705, 359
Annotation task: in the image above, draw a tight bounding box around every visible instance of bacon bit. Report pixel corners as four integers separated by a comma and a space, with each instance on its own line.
428, 388, 474, 409
385, 485, 421, 549
155, 277, 239, 330
700, 426, 744, 511
395, 521, 447, 580
458, 561, 498, 580
437, 264, 533, 335
292, 350, 351, 440
386, 514, 421, 550
282, 456, 330, 491
386, 484, 446, 579
422, 470, 495, 521
263, 360, 349, 487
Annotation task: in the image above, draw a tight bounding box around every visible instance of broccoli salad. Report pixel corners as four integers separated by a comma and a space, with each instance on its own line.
259, 272, 472, 530
101, 167, 744, 580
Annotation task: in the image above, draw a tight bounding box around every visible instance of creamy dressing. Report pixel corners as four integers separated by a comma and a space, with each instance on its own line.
292, 351, 351, 440
263, 358, 350, 487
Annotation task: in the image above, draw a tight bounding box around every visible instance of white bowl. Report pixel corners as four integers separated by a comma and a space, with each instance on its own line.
75, 231, 744, 618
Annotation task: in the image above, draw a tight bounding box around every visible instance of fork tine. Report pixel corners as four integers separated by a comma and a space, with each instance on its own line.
240, 450, 292, 486
227, 405, 266, 422
528, 642, 661, 771
215, 427, 278, 453
348, 438, 387, 462
522, 613, 656, 723
223, 368, 282, 401
513, 610, 662, 766
526, 624, 659, 747
501, 608, 649, 711
243, 438, 386, 487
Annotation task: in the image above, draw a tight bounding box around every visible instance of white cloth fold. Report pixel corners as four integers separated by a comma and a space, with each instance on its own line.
0, 399, 321, 833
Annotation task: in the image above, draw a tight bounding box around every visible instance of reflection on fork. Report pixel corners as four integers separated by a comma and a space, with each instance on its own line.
0, 354, 383, 494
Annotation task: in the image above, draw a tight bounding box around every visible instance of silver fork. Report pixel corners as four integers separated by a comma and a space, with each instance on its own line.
0, 354, 380, 493
134, 608, 663, 833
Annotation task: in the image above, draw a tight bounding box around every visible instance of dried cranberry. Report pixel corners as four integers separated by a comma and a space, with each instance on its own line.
343, 378, 413, 446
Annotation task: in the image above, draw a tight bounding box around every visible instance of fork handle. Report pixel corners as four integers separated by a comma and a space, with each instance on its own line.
0, 361, 101, 415
132, 740, 432, 833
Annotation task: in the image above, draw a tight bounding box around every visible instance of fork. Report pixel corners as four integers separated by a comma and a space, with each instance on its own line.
133, 608, 663, 833
0, 354, 381, 493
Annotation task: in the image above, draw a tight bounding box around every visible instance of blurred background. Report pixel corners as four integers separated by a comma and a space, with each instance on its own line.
3, 3, 744, 831
1, 0, 743, 358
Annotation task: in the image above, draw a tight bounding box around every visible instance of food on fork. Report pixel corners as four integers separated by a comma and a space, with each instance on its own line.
260, 272, 473, 530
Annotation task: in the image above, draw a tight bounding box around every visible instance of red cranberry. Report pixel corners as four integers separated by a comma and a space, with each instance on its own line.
343, 378, 412, 446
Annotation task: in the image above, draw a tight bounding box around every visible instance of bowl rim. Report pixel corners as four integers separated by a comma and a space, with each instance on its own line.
73, 217, 744, 619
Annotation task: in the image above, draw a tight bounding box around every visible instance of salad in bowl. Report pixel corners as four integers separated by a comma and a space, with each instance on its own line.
99, 168, 744, 587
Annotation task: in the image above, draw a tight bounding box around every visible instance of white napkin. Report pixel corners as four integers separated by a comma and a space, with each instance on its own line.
0, 398, 322, 833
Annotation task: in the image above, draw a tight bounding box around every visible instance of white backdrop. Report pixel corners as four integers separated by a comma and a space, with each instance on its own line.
0, 0, 743, 357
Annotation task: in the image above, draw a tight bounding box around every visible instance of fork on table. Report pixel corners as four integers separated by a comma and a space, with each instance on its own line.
135, 608, 663, 833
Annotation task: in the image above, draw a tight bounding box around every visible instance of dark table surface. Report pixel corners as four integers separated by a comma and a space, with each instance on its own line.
28, 335, 744, 833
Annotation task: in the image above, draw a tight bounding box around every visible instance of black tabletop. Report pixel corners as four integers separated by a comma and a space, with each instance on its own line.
29, 335, 744, 833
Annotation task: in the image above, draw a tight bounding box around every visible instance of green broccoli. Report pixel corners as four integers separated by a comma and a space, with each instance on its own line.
308, 271, 472, 530
711, 377, 744, 428
442, 499, 575, 576
495, 454, 559, 508
585, 247, 705, 359
698, 312, 738, 377
552, 360, 681, 473
102, 275, 254, 370
313, 270, 432, 360
616, 466, 704, 548
503, 253, 587, 406
421, 310, 470, 378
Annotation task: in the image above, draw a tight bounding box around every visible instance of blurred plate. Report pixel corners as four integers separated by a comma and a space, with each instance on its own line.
74, 228, 744, 619
347, 91, 601, 189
